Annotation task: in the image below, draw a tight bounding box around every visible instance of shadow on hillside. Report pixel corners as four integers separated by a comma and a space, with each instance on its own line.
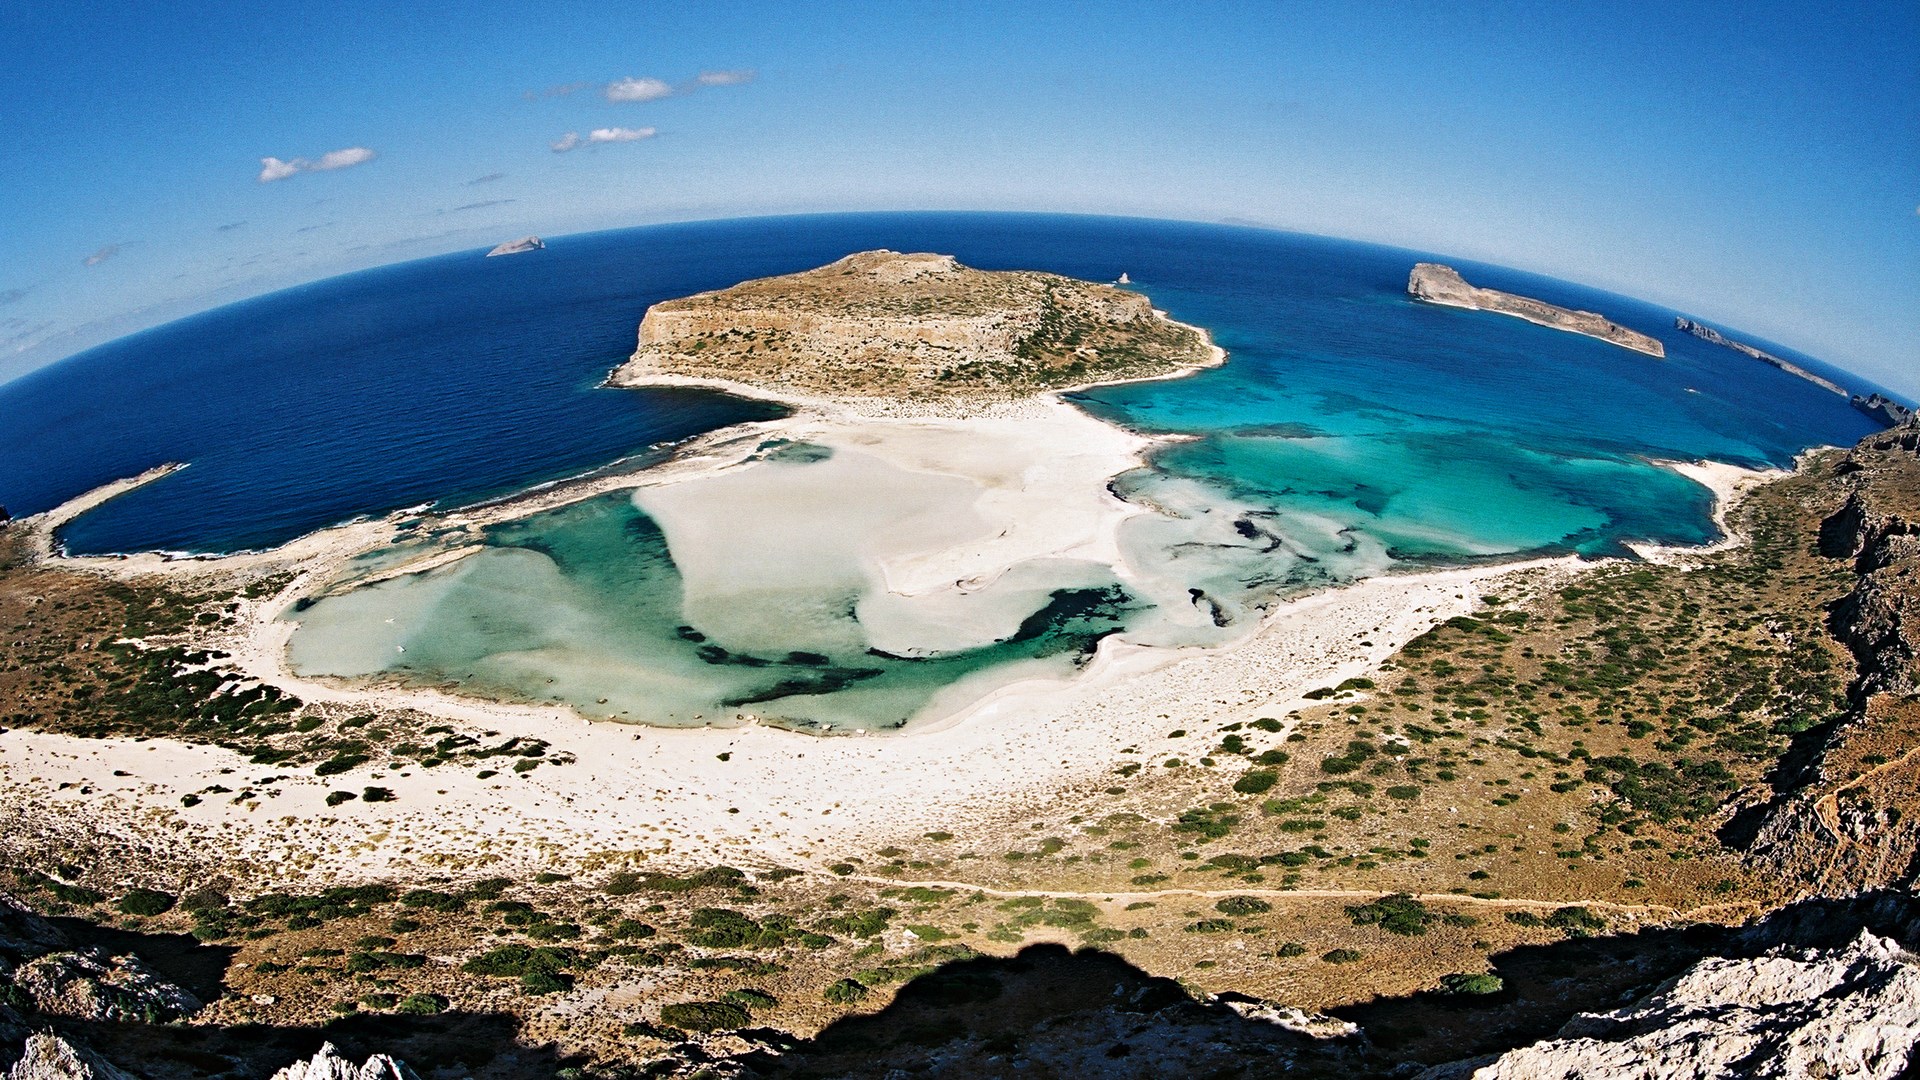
756, 892, 1920, 1080
38, 1009, 559, 1080
1, 902, 562, 1080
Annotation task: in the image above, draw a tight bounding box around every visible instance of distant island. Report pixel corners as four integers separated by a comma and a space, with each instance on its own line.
1675, 316, 1847, 396
1408, 263, 1665, 358
608, 249, 1220, 407
1675, 316, 1913, 427
485, 235, 545, 257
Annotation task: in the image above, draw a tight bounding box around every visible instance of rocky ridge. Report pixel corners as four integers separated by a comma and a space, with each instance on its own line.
1743, 416, 1920, 895
1408, 263, 1665, 357
1417, 929, 1920, 1080
608, 249, 1218, 407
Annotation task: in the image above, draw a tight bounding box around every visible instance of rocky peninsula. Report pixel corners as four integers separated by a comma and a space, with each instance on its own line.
1675, 316, 1850, 397
1409, 263, 1665, 357
609, 250, 1219, 408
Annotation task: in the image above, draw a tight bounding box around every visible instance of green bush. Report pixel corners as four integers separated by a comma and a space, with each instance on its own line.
658, 1000, 751, 1032
1322, 948, 1363, 964
1232, 769, 1278, 795
361, 786, 394, 803
1214, 896, 1271, 917
462, 944, 575, 977
724, 988, 780, 1009
519, 971, 571, 995
1345, 894, 1433, 936
396, 993, 447, 1014
823, 978, 870, 1004
314, 753, 368, 776
324, 791, 356, 807
117, 888, 176, 916
1441, 972, 1505, 995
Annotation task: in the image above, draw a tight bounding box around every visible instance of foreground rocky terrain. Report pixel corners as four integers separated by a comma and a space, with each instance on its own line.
0, 415, 1914, 1076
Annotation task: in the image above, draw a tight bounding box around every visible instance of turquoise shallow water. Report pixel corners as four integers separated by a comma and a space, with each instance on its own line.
288, 490, 1137, 731
5, 212, 1892, 730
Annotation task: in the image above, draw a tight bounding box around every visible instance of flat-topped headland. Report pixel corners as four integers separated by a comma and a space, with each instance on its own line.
1409, 262, 1665, 358
608, 249, 1221, 411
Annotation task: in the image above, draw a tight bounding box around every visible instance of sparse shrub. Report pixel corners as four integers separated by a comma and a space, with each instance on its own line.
117, 888, 176, 916
325, 791, 356, 807
1322, 948, 1363, 964
724, 988, 779, 1009
1215, 896, 1271, 917
659, 1000, 751, 1032
824, 978, 870, 1004
1441, 973, 1504, 995
396, 993, 447, 1014
1232, 769, 1278, 795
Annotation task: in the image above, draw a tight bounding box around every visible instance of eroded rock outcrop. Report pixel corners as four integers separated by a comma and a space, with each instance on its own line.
1417, 931, 1920, 1080
266, 1042, 420, 1080
1408, 263, 1664, 357
609, 250, 1218, 406
10, 947, 202, 1023
3, 1033, 134, 1080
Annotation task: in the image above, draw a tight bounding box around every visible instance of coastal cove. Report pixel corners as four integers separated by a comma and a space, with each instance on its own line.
2, 213, 1895, 734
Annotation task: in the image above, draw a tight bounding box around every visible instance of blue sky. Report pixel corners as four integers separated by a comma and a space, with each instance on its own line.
2, 1, 1915, 393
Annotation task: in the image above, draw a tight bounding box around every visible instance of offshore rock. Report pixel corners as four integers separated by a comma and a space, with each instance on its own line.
267, 1042, 420, 1080
484, 235, 545, 257
1408, 263, 1664, 357
1416, 931, 1920, 1080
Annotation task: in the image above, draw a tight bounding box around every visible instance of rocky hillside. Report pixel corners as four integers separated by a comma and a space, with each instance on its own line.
1743, 417, 1920, 896
1408, 263, 1664, 357
609, 250, 1217, 405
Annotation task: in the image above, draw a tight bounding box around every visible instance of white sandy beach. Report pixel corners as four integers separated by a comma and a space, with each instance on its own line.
1, 364, 1780, 887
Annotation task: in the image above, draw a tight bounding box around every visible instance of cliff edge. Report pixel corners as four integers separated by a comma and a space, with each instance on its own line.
608, 250, 1219, 407
1409, 263, 1665, 358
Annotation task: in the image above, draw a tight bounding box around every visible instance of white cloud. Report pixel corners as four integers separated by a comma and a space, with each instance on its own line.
695, 69, 755, 86
605, 76, 673, 103
551, 127, 656, 153
312, 146, 377, 171
82, 244, 121, 267
589, 126, 654, 143
257, 146, 377, 182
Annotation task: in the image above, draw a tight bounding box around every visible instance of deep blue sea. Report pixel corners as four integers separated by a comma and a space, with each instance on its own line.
0, 211, 1887, 560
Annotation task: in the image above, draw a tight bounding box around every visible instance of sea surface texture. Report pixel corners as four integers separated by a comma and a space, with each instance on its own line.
0, 213, 1888, 729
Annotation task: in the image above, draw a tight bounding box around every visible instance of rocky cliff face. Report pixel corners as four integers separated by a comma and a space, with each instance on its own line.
609, 250, 1218, 407
1742, 418, 1920, 896
1408, 263, 1665, 357
1416, 929, 1920, 1080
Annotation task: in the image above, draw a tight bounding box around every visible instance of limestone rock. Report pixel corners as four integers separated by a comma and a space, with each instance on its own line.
3, 1033, 134, 1080
1416, 931, 1920, 1080
268, 1042, 420, 1080
11, 948, 200, 1023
